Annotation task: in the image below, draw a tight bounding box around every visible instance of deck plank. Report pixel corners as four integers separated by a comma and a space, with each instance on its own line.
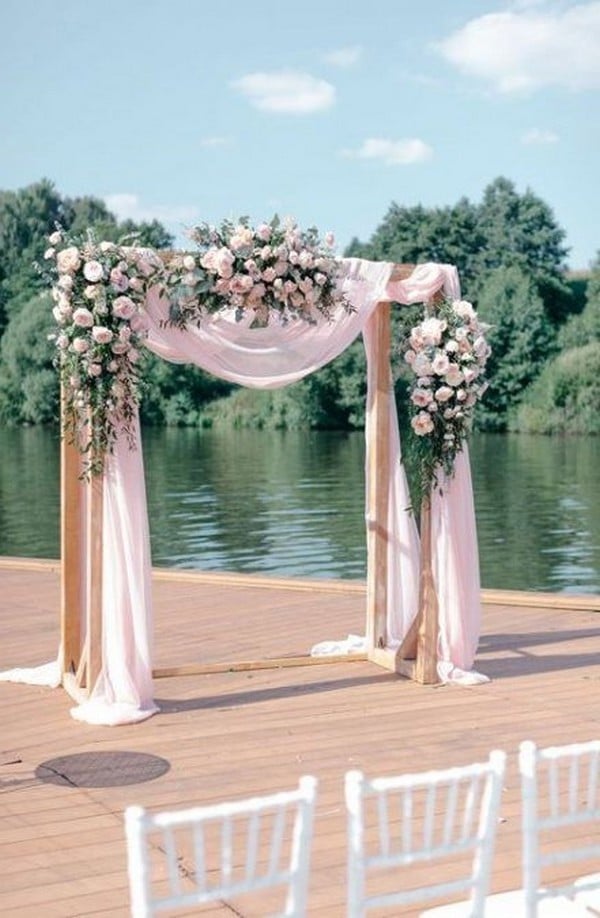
0, 559, 598, 917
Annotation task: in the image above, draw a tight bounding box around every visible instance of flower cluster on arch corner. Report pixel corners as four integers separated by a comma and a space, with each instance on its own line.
45, 230, 163, 478
398, 297, 492, 505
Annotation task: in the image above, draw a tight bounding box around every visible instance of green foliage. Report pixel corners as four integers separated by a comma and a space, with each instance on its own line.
475, 266, 556, 431
348, 198, 482, 291
139, 351, 234, 426
559, 254, 600, 349
512, 342, 600, 434
0, 293, 58, 424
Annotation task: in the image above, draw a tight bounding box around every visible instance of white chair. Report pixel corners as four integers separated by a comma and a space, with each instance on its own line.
345, 750, 506, 917
125, 774, 317, 917
423, 739, 600, 917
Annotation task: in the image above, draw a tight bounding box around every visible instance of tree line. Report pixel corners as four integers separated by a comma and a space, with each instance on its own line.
0, 177, 598, 434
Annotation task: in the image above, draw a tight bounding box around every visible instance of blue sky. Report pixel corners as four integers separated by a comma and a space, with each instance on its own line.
1, 0, 598, 268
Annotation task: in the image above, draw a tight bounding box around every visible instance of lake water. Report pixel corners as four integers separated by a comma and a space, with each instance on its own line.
0, 426, 598, 594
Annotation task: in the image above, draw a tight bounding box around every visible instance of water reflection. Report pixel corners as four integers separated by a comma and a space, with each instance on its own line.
0, 426, 598, 593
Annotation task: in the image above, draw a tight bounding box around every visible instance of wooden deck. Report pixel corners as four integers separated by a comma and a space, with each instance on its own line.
0, 557, 599, 917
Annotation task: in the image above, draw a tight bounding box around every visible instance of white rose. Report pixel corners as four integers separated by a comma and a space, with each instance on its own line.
183, 255, 196, 271
83, 260, 104, 282
49, 231, 62, 246
56, 246, 81, 274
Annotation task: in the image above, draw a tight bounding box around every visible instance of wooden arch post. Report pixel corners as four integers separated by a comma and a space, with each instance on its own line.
60, 393, 104, 703
364, 266, 440, 684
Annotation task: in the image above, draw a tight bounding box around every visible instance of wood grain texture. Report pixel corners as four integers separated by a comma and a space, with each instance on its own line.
0, 561, 598, 916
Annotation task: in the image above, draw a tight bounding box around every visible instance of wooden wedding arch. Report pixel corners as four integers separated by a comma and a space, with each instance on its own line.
59, 262, 441, 706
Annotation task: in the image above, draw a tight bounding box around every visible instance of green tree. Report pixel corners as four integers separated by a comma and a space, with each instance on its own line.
559, 254, 600, 349
0, 179, 68, 332
474, 177, 571, 323
348, 198, 483, 293
0, 292, 58, 424
475, 266, 556, 431
512, 342, 600, 434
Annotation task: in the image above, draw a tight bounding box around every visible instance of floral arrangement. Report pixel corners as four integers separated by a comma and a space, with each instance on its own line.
46, 217, 347, 475
45, 229, 163, 476
400, 297, 491, 503
165, 215, 347, 328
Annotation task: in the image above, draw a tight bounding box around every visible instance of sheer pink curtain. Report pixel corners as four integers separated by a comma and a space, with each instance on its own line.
0, 259, 486, 724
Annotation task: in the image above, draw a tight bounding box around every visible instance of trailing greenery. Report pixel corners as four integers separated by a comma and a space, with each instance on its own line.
0, 176, 598, 436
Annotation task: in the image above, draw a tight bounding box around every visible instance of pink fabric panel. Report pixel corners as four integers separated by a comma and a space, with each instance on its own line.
431, 446, 481, 671
71, 416, 158, 725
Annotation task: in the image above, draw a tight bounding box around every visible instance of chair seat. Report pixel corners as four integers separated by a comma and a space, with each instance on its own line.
420, 888, 592, 916
574, 872, 600, 911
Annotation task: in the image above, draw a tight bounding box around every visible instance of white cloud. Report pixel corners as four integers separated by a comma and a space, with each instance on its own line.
342, 137, 433, 166
104, 193, 199, 226
323, 45, 363, 67
231, 71, 335, 113
199, 136, 230, 148
436, 3, 600, 93
521, 127, 559, 145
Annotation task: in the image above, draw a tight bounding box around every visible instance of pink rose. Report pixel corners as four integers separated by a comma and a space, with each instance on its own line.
262, 267, 277, 283
411, 387, 433, 407
445, 364, 464, 387
136, 258, 155, 277
298, 250, 313, 269
260, 245, 272, 260
112, 296, 136, 320
314, 272, 326, 286
88, 363, 103, 377
48, 231, 62, 246
200, 248, 219, 271
215, 247, 235, 278
324, 231, 335, 247
256, 223, 272, 241
431, 352, 450, 375
111, 342, 130, 355
72, 337, 89, 354
110, 268, 129, 292
229, 274, 254, 295
72, 307, 94, 327
404, 349, 416, 366
129, 276, 144, 292
56, 246, 81, 274
435, 386, 454, 403
129, 313, 149, 333
83, 260, 104, 282
412, 352, 433, 377
183, 255, 196, 271
411, 411, 434, 436
92, 326, 113, 344
213, 277, 230, 295
56, 334, 69, 350
463, 367, 479, 385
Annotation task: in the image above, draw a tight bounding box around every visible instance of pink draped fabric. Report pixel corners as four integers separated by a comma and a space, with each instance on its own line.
0, 259, 486, 724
